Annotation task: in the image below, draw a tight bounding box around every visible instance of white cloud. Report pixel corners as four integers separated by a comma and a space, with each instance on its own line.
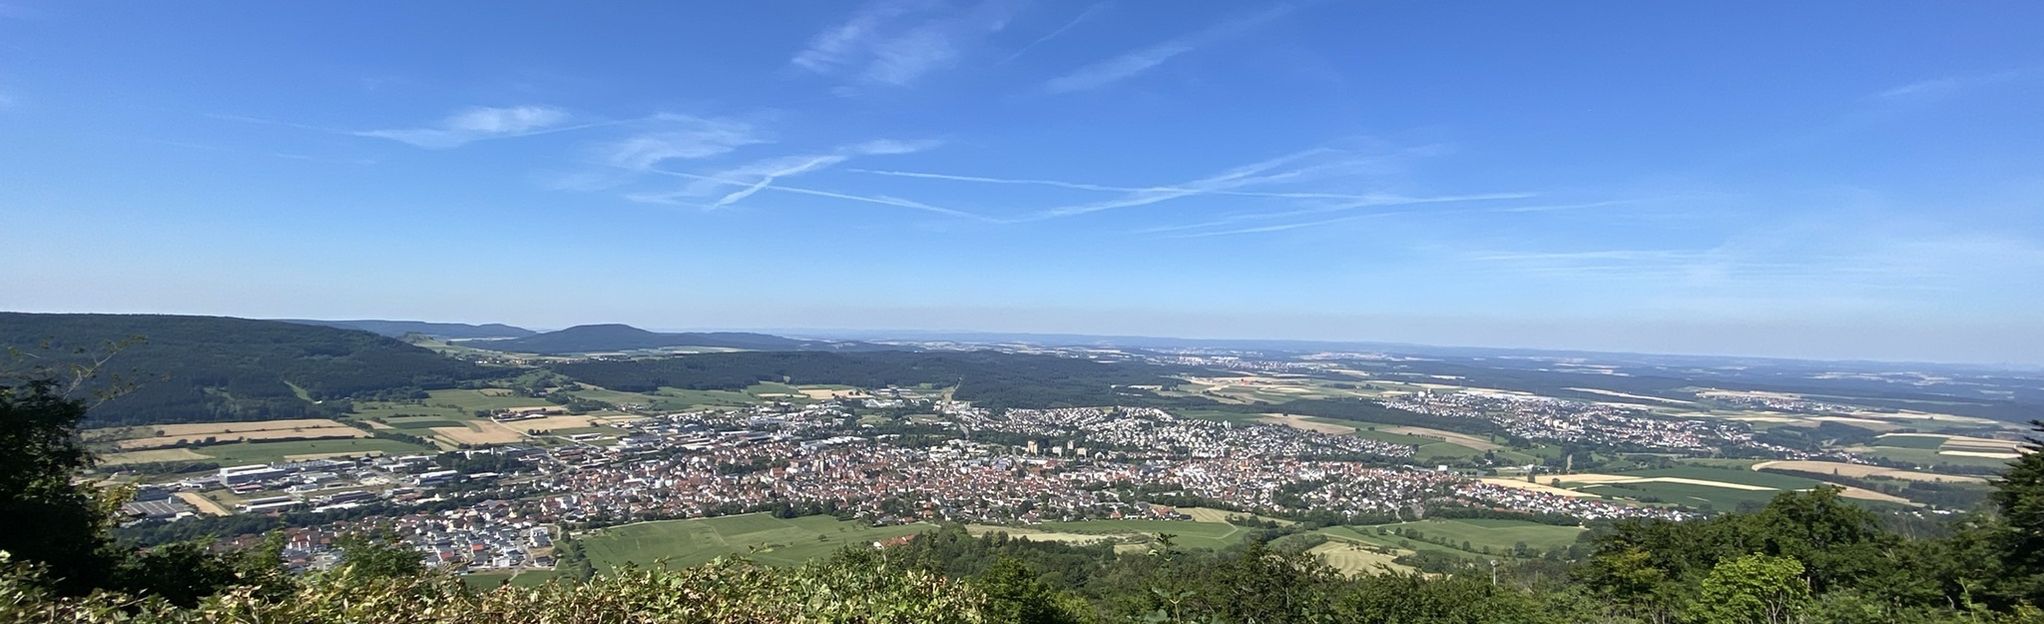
844, 138, 944, 155
998, 2, 1110, 65
357, 105, 587, 148
622, 138, 952, 214
1876, 68, 2031, 102
594, 115, 765, 171
1045, 4, 1290, 94
792, 0, 1016, 89
707, 154, 851, 207
633, 168, 988, 220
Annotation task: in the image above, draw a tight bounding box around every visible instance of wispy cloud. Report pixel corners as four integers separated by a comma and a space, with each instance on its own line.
855, 166, 1508, 204
793, 0, 1016, 89
593, 115, 766, 171
616, 138, 970, 217
357, 105, 614, 148
1875, 67, 2034, 102
632, 167, 989, 220
997, 2, 1109, 66
858, 148, 1406, 220
1045, 4, 1291, 94
1141, 197, 1652, 237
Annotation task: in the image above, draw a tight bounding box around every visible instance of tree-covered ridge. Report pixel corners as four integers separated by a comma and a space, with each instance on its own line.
548, 350, 1196, 410
0, 313, 501, 425
275, 319, 535, 339
478, 323, 871, 354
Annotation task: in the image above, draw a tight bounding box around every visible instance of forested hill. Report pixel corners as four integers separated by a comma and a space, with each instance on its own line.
479, 323, 878, 354
276, 319, 534, 339
549, 350, 1193, 410
0, 313, 501, 426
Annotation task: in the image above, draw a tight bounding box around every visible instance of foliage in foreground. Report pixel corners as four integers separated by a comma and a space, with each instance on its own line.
0, 552, 989, 624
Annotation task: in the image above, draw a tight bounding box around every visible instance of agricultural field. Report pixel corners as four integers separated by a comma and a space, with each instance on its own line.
1497, 465, 1934, 510
1259, 413, 1356, 435
1851, 446, 2021, 471
428, 421, 528, 446
191, 437, 432, 464
1753, 460, 1987, 484
604, 381, 837, 412
1166, 375, 1389, 404
1576, 480, 1783, 511
423, 388, 556, 413
578, 514, 934, 569
1013, 517, 1253, 551
87, 419, 372, 451
97, 448, 212, 465
1344, 518, 1586, 555
1304, 540, 1414, 575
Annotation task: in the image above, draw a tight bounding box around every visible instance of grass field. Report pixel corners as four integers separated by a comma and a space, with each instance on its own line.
579, 514, 934, 569
98, 448, 211, 465
1855, 446, 2017, 471
1580, 481, 1782, 511
1754, 460, 1987, 484
1016, 518, 1252, 550
383, 418, 466, 430
1612, 466, 1823, 490
194, 438, 431, 464
1876, 434, 1951, 449
1346, 518, 1585, 555
424, 389, 555, 412
1305, 540, 1414, 575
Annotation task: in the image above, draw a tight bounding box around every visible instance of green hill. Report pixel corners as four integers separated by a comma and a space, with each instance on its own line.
0, 313, 503, 425
276, 319, 534, 339
474, 323, 857, 354
549, 349, 1192, 409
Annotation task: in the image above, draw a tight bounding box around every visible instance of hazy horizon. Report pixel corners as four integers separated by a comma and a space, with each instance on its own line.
7, 305, 2041, 368
4, 2, 2041, 365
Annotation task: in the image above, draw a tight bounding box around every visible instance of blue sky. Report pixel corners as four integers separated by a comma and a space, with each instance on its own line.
2, 2, 2042, 363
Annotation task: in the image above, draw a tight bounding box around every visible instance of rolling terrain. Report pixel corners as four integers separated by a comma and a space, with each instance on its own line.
0, 313, 502, 426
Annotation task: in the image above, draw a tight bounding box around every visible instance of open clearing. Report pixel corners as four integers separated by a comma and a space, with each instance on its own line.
1259, 413, 1356, 435
797, 385, 869, 400
1479, 476, 1602, 495
140, 419, 355, 438
579, 513, 933, 569
1177, 506, 1294, 526
175, 491, 231, 516
504, 414, 646, 431
98, 448, 210, 465
1326, 519, 1584, 560
1563, 388, 1693, 405
423, 389, 554, 412
1753, 460, 1986, 483
1854, 446, 2018, 470
115, 425, 368, 450
430, 422, 528, 446
1307, 541, 1413, 575
1834, 486, 1918, 505
1941, 450, 2023, 459
1380, 426, 1502, 451
1939, 436, 2025, 452
966, 525, 1125, 545
1019, 518, 1249, 550
197, 438, 429, 464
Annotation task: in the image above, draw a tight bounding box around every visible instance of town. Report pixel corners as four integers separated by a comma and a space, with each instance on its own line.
119, 389, 1726, 575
